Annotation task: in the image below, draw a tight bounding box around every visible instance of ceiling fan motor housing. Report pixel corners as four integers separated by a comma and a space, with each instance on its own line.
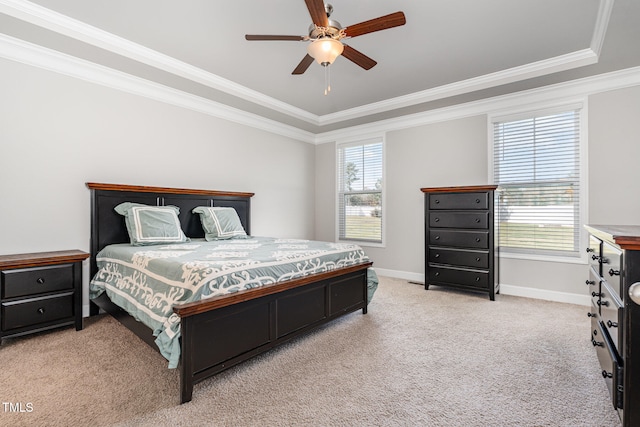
308, 19, 343, 40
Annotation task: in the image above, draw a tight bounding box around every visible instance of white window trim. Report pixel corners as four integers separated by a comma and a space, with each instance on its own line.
487, 98, 589, 264
335, 133, 386, 248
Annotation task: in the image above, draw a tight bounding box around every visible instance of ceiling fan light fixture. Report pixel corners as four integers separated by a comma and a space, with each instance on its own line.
307, 38, 344, 66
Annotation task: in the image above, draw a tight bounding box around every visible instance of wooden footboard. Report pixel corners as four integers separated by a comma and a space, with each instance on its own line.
176, 263, 371, 403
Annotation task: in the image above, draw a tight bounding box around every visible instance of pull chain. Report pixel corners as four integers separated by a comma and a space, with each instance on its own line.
324, 64, 331, 95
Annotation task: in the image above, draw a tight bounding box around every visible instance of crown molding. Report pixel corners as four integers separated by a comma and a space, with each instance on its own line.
0, 33, 316, 143
0, 0, 319, 125
591, 0, 615, 56
314, 65, 640, 144
317, 48, 598, 126
2, 18, 636, 149
0, 0, 614, 128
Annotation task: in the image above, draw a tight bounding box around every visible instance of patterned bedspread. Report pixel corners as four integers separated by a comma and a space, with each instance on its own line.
89, 236, 378, 368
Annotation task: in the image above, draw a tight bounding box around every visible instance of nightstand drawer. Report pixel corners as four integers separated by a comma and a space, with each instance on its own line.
429, 212, 489, 229
2, 264, 74, 299
2, 293, 74, 331
429, 192, 488, 210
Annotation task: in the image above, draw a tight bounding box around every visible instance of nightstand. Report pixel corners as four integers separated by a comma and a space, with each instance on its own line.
0, 250, 89, 343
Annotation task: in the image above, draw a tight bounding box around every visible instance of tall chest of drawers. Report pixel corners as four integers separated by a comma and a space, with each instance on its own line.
584, 225, 640, 427
421, 185, 499, 300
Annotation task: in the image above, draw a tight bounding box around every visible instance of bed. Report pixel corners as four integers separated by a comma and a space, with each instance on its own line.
87, 183, 376, 403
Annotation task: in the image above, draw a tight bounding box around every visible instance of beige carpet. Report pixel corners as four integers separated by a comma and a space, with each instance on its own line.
0, 277, 622, 427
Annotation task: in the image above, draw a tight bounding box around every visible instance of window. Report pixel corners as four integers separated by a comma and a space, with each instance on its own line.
337, 138, 384, 244
492, 106, 583, 258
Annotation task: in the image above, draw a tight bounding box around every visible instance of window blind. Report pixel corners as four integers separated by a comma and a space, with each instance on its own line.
337, 141, 383, 243
493, 109, 581, 256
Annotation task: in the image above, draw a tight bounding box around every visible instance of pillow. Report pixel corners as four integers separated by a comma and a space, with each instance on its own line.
114, 202, 189, 246
192, 206, 248, 241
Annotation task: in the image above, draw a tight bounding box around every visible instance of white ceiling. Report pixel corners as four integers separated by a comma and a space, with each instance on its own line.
1, 0, 638, 133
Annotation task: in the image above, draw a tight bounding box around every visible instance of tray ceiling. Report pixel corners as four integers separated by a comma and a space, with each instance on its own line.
1, 0, 639, 134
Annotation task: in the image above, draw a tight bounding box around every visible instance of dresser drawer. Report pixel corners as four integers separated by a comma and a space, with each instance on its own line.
601, 241, 622, 299
600, 281, 623, 354
429, 212, 489, 229
429, 230, 489, 249
587, 235, 603, 275
428, 266, 489, 289
2, 264, 74, 299
429, 192, 489, 210
592, 320, 623, 409
588, 267, 602, 309
2, 292, 74, 331
429, 247, 489, 269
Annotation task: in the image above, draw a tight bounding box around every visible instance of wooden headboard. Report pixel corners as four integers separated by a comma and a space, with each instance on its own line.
87, 183, 254, 277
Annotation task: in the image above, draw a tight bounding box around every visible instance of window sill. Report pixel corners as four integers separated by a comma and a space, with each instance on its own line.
499, 250, 587, 265
338, 239, 385, 249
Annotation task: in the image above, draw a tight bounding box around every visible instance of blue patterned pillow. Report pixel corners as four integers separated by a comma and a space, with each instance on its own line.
192, 206, 248, 241
114, 202, 189, 246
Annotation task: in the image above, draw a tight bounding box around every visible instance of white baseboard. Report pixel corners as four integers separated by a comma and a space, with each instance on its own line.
373, 268, 424, 283
374, 268, 589, 306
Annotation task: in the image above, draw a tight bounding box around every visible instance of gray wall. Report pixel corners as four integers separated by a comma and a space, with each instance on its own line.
0, 58, 315, 309
315, 85, 640, 302
2, 52, 640, 306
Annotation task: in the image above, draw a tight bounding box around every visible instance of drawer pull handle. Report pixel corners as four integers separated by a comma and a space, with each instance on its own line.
592, 338, 604, 347
602, 370, 613, 379
474, 218, 481, 223
586, 248, 595, 253
591, 291, 602, 297
434, 218, 440, 222
475, 277, 481, 282
434, 254, 440, 258
608, 269, 620, 277
475, 199, 480, 203
434, 236, 440, 240
435, 199, 440, 204
587, 312, 597, 318
591, 254, 600, 261
37, 307, 45, 315
607, 320, 618, 328
37, 277, 45, 284
475, 238, 481, 242
597, 300, 609, 307
585, 280, 595, 286
475, 257, 481, 262
434, 272, 440, 277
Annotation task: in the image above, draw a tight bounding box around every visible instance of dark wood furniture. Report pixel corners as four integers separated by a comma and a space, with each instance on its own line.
421, 185, 499, 300
0, 250, 88, 343
585, 225, 640, 427
87, 182, 372, 404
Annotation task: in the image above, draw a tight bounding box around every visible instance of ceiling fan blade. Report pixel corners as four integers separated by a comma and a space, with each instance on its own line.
341, 45, 377, 70
304, 0, 329, 27
343, 11, 406, 38
292, 54, 315, 75
245, 35, 306, 41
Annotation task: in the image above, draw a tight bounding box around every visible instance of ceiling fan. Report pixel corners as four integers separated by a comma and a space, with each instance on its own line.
245, 0, 406, 80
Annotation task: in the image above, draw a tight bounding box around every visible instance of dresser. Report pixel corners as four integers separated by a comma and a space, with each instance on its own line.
584, 225, 640, 426
421, 185, 499, 300
0, 250, 88, 343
